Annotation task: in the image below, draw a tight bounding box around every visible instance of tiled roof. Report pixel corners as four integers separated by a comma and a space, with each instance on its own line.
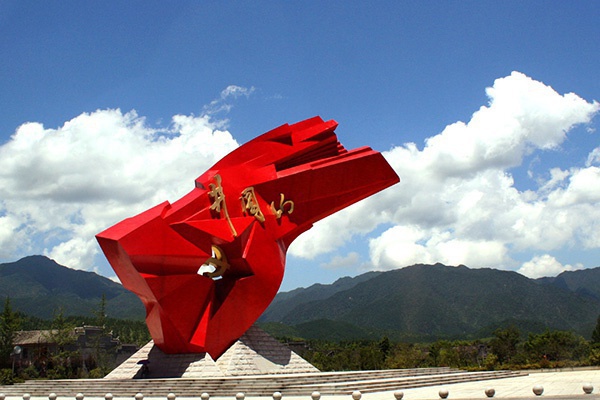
14, 330, 57, 345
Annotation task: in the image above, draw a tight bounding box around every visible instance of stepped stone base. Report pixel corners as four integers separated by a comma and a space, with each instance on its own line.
105, 325, 319, 379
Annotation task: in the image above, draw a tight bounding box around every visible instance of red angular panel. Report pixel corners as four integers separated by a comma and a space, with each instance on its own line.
96, 117, 399, 359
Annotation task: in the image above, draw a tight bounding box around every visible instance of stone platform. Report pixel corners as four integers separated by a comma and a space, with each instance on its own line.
0, 368, 526, 397
0, 327, 535, 398
105, 325, 319, 379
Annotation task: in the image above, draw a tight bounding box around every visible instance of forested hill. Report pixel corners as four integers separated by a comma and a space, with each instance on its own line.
260, 263, 600, 341
3, 256, 600, 342
0, 255, 145, 320
537, 267, 600, 300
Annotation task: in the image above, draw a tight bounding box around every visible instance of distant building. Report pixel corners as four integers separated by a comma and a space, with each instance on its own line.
13, 326, 137, 370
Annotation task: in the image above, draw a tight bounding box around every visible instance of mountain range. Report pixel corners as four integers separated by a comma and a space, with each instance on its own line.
0, 255, 145, 320
1, 256, 599, 342
259, 263, 600, 341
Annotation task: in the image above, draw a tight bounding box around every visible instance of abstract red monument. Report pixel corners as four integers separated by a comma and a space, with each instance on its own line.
96, 116, 399, 359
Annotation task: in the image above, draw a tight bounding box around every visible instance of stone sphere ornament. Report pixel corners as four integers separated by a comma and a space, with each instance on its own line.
201, 393, 210, 400
236, 393, 245, 400
485, 388, 495, 398
311, 392, 321, 400
105, 394, 113, 400
583, 383, 594, 394
167, 393, 176, 400
352, 391, 362, 400
439, 388, 449, 399
272, 392, 282, 400
23, 394, 31, 400
75, 394, 84, 400
533, 385, 544, 396
49, 394, 57, 400
393, 390, 404, 400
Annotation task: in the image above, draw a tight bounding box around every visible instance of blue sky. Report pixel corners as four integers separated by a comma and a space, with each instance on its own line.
1, 1, 600, 291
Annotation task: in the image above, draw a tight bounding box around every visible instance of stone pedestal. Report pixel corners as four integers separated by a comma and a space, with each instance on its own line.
105, 325, 319, 379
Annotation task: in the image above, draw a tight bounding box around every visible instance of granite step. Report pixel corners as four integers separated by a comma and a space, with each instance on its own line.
0, 369, 527, 397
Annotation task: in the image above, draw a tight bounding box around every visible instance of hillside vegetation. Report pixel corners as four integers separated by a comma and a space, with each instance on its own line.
2, 256, 600, 378
260, 263, 600, 341
2, 256, 600, 342
0, 256, 145, 320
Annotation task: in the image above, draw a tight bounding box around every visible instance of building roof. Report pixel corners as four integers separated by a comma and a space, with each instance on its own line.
14, 326, 116, 347
14, 330, 58, 345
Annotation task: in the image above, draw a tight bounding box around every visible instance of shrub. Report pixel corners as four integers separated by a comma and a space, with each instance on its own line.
0, 368, 13, 385
89, 367, 106, 379
19, 364, 39, 380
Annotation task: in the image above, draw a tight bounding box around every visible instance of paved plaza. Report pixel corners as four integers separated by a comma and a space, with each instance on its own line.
353, 369, 600, 400
2, 369, 600, 400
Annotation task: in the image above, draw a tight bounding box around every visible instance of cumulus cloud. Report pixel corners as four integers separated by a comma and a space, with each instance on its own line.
0, 213, 27, 258
0, 107, 239, 270
518, 255, 583, 279
367, 225, 510, 270
290, 71, 599, 277
2, 74, 599, 281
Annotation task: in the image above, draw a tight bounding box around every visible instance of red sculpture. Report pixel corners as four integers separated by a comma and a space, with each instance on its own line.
96, 117, 399, 359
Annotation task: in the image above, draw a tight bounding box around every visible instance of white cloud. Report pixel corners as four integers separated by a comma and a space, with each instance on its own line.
547, 166, 600, 207
220, 85, 256, 99
518, 254, 583, 279
45, 236, 99, 271
291, 71, 600, 277
203, 85, 255, 115
586, 147, 600, 166
2, 74, 599, 282
320, 252, 361, 270
290, 198, 391, 258
368, 225, 510, 270
0, 213, 27, 258
416, 72, 597, 179
368, 225, 435, 268
0, 107, 239, 270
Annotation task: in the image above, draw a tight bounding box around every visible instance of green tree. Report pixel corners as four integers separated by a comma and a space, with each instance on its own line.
378, 336, 391, 361
439, 344, 460, 367
589, 346, 600, 366
427, 341, 443, 366
591, 315, 600, 345
590, 315, 600, 366
44, 308, 79, 379
385, 342, 427, 369
455, 340, 481, 368
489, 325, 520, 365
524, 330, 589, 364
89, 294, 114, 377
0, 297, 20, 368
48, 308, 76, 351
94, 293, 107, 328
358, 341, 385, 370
